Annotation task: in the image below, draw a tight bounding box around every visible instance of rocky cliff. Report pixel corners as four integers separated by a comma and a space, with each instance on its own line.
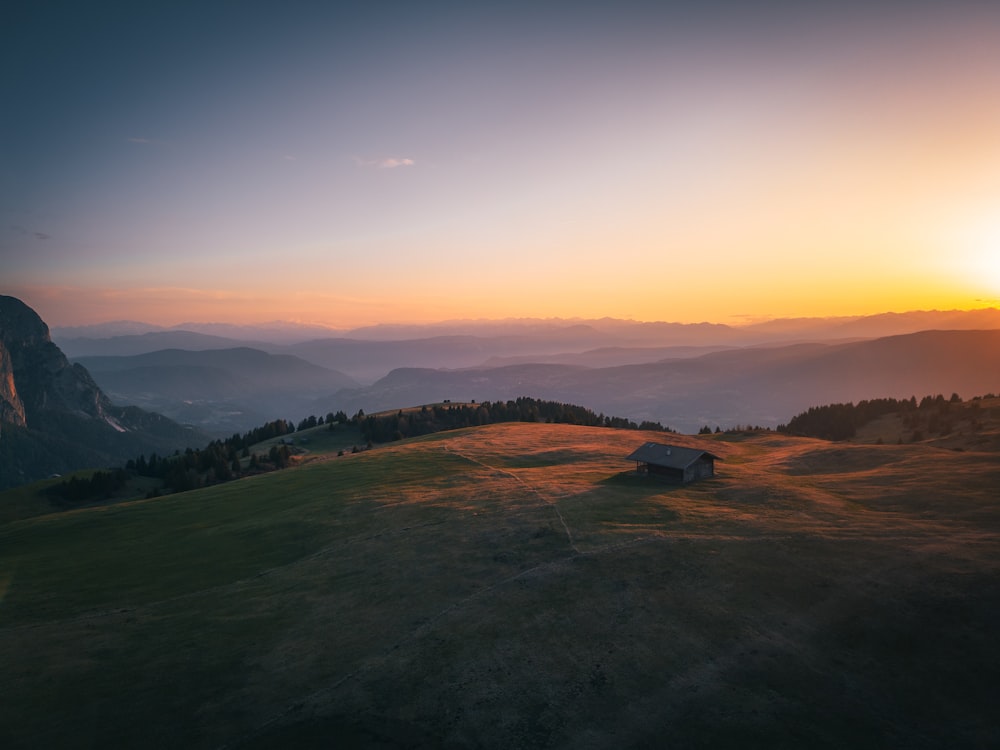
0, 295, 205, 488
0, 338, 25, 427
0, 295, 117, 427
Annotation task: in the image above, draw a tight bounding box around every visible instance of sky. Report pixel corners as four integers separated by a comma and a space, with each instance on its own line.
3, 0, 1000, 328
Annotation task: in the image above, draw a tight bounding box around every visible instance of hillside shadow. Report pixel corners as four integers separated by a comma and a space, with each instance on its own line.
782, 446, 908, 475
599, 470, 687, 491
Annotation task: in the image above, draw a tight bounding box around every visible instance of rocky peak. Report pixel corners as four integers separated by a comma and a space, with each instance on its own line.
0, 338, 25, 426
0, 295, 114, 428
0, 295, 208, 489
0, 294, 51, 343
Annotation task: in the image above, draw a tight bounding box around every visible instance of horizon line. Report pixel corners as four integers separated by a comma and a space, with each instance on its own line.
42, 304, 1000, 334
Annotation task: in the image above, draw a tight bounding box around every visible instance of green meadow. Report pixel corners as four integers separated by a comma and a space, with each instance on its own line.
1, 423, 998, 748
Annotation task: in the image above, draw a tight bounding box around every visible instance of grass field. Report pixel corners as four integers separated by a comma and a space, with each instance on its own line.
1, 422, 998, 748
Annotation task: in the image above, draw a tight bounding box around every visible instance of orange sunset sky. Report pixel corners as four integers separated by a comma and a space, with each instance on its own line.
3, 2, 1000, 329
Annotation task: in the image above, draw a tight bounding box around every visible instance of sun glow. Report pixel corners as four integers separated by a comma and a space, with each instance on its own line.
980, 252, 1000, 295
931, 205, 1000, 300
958, 217, 1000, 295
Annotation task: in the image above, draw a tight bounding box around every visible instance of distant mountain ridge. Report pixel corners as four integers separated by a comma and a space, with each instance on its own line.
323, 330, 1000, 434
47, 305, 1000, 438
0, 296, 205, 488
54, 308, 1000, 385
53, 320, 346, 344
56, 330, 281, 358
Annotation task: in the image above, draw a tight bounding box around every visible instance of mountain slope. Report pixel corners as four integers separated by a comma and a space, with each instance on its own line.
1, 422, 997, 747
74, 347, 358, 435
0, 296, 205, 488
54, 329, 269, 358
330, 330, 1000, 432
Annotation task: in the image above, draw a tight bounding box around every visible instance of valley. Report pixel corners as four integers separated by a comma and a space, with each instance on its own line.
72, 348, 358, 437
62, 325, 1000, 437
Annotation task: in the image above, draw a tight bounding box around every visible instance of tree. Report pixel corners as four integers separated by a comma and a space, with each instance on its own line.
268, 444, 291, 469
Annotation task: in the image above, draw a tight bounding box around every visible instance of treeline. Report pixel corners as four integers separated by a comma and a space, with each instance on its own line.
44, 418, 298, 503
44, 468, 129, 504
357, 397, 673, 444
778, 393, 981, 441
126, 418, 298, 493
698, 424, 778, 435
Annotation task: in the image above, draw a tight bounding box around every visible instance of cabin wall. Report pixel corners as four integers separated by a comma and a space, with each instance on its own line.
637, 455, 715, 483
684, 457, 714, 482
647, 463, 684, 481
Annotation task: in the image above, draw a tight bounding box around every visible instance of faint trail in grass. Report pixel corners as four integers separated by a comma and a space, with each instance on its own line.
444, 442, 581, 554
215, 530, 663, 750
212, 513, 997, 749
221, 529, 796, 748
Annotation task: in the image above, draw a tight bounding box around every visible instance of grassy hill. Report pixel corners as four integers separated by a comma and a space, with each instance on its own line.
1, 423, 998, 748
854, 395, 1000, 451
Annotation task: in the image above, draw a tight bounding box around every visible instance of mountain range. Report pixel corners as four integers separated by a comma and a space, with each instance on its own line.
51, 306, 1000, 349
67, 327, 1000, 437
322, 330, 1000, 433
4, 294, 1000, 486
52, 305, 1000, 436
54, 307, 1000, 384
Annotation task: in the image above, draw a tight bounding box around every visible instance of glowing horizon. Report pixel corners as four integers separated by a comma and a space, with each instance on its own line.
10, 281, 996, 332
4, 3, 1000, 330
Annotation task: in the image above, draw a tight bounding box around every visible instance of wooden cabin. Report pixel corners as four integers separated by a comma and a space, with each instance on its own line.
626, 442, 719, 483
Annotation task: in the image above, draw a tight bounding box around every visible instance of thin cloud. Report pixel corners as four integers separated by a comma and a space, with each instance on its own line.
355, 156, 416, 169
379, 157, 415, 169
9, 225, 50, 240
128, 137, 169, 146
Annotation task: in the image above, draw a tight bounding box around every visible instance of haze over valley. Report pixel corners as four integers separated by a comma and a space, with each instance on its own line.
53, 308, 1000, 436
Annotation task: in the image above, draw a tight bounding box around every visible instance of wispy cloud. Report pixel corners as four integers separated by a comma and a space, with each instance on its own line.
379, 157, 414, 169
128, 137, 169, 146
355, 156, 416, 169
9, 225, 50, 240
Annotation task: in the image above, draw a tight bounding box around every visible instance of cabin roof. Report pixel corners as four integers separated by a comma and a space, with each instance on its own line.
625, 442, 719, 471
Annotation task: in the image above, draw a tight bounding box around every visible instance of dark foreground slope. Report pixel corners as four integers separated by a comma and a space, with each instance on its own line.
1, 423, 998, 749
